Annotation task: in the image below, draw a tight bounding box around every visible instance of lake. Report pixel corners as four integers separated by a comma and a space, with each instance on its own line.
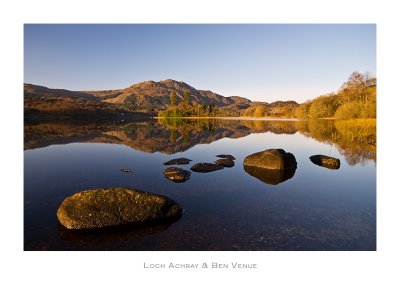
24, 118, 376, 250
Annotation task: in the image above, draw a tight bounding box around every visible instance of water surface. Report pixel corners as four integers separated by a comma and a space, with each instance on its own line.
24, 118, 376, 250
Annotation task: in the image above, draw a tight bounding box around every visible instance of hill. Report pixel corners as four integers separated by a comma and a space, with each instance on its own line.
84, 79, 252, 112
24, 83, 98, 100
24, 84, 150, 123
24, 79, 299, 119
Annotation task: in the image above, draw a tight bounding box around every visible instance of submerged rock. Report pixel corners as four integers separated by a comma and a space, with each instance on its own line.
164, 167, 191, 183
244, 165, 296, 185
243, 149, 297, 170
214, 158, 235, 168
216, 154, 236, 160
120, 168, 133, 173
57, 188, 182, 230
163, 158, 192, 165
309, 155, 340, 169
190, 163, 224, 173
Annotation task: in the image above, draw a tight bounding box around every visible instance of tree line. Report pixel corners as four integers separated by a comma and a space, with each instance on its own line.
158, 71, 376, 119
294, 71, 376, 119
158, 89, 240, 117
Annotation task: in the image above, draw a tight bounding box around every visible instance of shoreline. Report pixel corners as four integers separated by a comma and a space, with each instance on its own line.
154, 116, 376, 121
155, 116, 300, 121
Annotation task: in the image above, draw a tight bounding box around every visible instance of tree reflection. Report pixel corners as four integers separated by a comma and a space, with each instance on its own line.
24, 118, 376, 166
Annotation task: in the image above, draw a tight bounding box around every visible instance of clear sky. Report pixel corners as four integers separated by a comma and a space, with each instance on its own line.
24, 24, 375, 103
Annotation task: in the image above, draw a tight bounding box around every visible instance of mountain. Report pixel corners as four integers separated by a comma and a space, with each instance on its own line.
24, 83, 98, 100
24, 83, 150, 123
24, 79, 298, 118
84, 79, 252, 112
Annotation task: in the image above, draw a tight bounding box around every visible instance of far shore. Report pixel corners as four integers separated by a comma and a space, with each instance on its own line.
155, 116, 301, 121
155, 116, 376, 121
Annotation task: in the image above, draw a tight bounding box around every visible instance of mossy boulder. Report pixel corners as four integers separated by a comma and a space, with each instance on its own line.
243, 149, 297, 170
57, 188, 183, 230
309, 155, 341, 169
164, 167, 191, 183
190, 163, 224, 173
163, 158, 192, 165
214, 158, 235, 168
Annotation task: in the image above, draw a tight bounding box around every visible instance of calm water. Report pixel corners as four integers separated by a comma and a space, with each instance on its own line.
24, 118, 376, 250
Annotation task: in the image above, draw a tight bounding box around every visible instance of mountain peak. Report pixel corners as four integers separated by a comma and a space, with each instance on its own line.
159, 79, 178, 83
159, 79, 194, 90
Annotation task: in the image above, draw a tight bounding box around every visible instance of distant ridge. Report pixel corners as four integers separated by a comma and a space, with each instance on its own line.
24, 79, 299, 118
24, 83, 98, 100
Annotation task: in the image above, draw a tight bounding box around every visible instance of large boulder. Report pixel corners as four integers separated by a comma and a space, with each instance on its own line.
244, 165, 296, 185
164, 167, 191, 183
190, 163, 224, 173
57, 188, 182, 230
309, 155, 340, 169
243, 149, 297, 170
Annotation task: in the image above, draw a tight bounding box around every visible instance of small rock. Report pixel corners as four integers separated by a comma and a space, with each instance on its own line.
309, 155, 340, 169
163, 158, 192, 165
164, 167, 191, 183
120, 168, 133, 173
57, 188, 182, 229
216, 154, 236, 160
215, 158, 235, 168
190, 163, 224, 173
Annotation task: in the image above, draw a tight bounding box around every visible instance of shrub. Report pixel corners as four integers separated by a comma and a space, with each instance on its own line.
334, 101, 363, 119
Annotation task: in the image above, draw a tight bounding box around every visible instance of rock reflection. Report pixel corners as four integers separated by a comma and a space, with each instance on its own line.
57, 216, 180, 247
243, 165, 296, 185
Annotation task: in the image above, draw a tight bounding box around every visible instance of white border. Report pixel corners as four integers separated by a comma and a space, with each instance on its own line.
1, 0, 399, 283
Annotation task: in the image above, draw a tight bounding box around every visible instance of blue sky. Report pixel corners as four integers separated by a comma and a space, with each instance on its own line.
24, 24, 375, 103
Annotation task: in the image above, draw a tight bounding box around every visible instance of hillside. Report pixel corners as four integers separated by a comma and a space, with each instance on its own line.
24, 83, 98, 100
84, 79, 252, 112
242, 101, 299, 117
24, 84, 150, 123
24, 79, 300, 119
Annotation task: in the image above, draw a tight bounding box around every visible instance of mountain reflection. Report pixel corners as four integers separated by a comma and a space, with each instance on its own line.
24, 118, 376, 166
